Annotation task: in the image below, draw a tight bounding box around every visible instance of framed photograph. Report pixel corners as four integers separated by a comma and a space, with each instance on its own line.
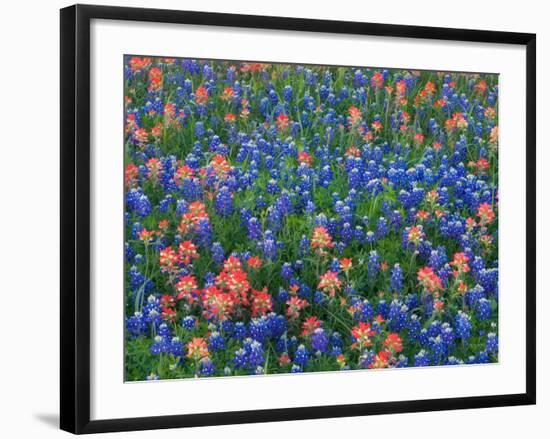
60, 4, 536, 434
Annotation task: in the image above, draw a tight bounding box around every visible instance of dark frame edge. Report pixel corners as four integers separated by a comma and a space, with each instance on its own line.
61, 4, 93, 434
75, 3, 534, 45
60, 4, 77, 434
79, 394, 533, 434
525, 34, 536, 404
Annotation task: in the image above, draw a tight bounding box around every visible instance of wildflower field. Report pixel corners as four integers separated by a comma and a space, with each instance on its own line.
124, 56, 499, 381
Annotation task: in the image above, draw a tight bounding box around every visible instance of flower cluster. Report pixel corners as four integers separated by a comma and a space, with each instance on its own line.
124, 56, 499, 380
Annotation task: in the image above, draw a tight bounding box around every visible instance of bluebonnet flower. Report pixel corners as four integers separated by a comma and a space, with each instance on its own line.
142, 295, 162, 326
446, 357, 463, 366
158, 195, 173, 213
389, 210, 403, 231
246, 339, 265, 369
126, 189, 152, 217
196, 218, 213, 247
182, 178, 203, 201
414, 350, 431, 367
366, 230, 376, 244
283, 85, 293, 102
247, 217, 262, 240
465, 284, 486, 308
354, 226, 366, 244
211, 242, 225, 265
259, 230, 278, 260
277, 288, 290, 303
311, 328, 329, 353
266, 313, 287, 338
475, 351, 490, 364
233, 348, 248, 369
486, 332, 498, 354
125, 242, 135, 263
281, 263, 294, 281
313, 290, 325, 304
179, 316, 195, 332
341, 222, 353, 244
376, 217, 389, 238
388, 300, 408, 331
175, 199, 188, 216
476, 298, 492, 321
158, 323, 171, 337
476, 268, 499, 296
390, 264, 403, 293
199, 358, 216, 376
368, 250, 380, 279
233, 322, 247, 340
215, 186, 233, 216
455, 311, 473, 342
126, 312, 147, 337
395, 355, 409, 368
299, 235, 310, 256
209, 332, 225, 351
249, 317, 269, 343
129, 266, 146, 290
150, 335, 170, 355
169, 337, 184, 357
294, 344, 309, 368
377, 300, 389, 319
429, 248, 448, 270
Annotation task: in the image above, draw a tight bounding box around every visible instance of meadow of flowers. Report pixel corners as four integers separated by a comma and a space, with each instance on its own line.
124, 56, 499, 381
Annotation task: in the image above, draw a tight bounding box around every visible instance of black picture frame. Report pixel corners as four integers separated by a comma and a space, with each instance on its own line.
60, 4, 536, 434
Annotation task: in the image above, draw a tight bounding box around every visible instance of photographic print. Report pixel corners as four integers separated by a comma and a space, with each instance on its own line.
123, 56, 499, 381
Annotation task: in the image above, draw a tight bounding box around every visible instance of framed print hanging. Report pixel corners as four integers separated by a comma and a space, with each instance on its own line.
60, 4, 536, 434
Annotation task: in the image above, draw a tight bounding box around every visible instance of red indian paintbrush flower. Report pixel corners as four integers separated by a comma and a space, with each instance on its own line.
251, 287, 273, 317
407, 225, 425, 245
351, 322, 375, 349
159, 246, 179, 271
202, 285, 235, 321
175, 275, 198, 302
129, 56, 151, 72
318, 271, 342, 297
187, 338, 209, 360
298, 151, 313, 165
247, 256, 262, 269
348, 105, 362, 126
311, 226, 334, 255
195, 85, 208, 104
417, 267, 443, 293
477, 202, 495, 226
368, 351, 390, 369
178, 240, 199, 266
301, 316, 321, 337
340, 258, 353, 273
286, 296, 308, 319
276, 113, 290, 131
384, 333, 403, 353
450, 252, 470, 274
